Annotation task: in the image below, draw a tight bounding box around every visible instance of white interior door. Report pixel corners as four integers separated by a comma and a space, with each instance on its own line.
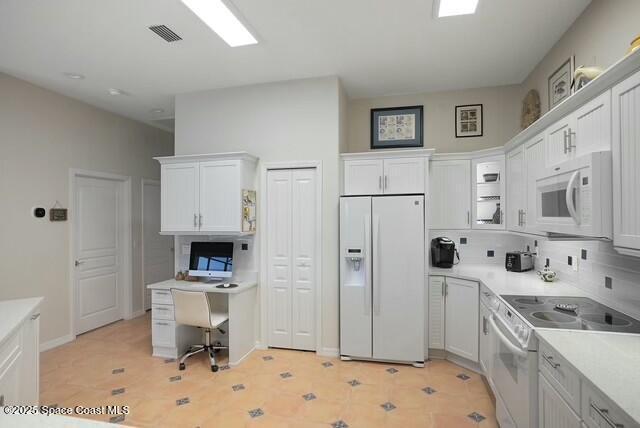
372, 195, 425, 363
267, 169, 293, 348
267, 168, 317, 350
143, 180, 174, 311
291, 169, 316, 350
74, 175, 125, 334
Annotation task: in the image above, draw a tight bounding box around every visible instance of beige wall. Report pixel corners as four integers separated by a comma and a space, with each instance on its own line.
0, 73, 174, 345
520, 0, 640, 115
175, 76, 343, 353
346, 85, 521, 153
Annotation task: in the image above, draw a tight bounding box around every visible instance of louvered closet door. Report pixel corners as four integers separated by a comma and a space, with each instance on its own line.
267, 168, 316, 350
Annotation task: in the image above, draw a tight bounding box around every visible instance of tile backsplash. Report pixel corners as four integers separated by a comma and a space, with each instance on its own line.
429, 231, 640, 320
521, 237, 640, 320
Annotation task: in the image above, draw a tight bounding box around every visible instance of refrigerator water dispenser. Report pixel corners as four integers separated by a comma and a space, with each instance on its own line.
343, 247, 365, 286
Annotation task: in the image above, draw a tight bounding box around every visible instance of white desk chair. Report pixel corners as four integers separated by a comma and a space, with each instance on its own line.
171, 288, 229, 372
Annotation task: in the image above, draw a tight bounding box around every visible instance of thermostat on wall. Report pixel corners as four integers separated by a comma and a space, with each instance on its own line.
50, 208, 68, 221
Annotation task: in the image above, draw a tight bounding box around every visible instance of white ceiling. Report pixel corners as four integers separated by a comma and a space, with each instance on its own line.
0, 0, 590, 132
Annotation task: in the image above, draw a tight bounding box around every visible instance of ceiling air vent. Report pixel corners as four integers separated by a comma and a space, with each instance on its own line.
149, 25, 182, 42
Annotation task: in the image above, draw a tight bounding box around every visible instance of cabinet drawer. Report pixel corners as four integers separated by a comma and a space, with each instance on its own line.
152, 290, 173, 305
152, 304, 175, 321
582, 381, 634, 428
151, 320, 176, 348
539, 341, 581, 414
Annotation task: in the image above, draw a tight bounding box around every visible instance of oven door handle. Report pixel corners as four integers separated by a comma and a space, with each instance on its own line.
565, 170, 581, 225
489, 314, 529, 359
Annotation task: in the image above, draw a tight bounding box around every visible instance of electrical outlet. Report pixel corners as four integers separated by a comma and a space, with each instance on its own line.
460, 237, 467, 244
581, 249, 587, 260
487, 250, 494, 257
605, 276, 613, 289
567, 256, 573, 266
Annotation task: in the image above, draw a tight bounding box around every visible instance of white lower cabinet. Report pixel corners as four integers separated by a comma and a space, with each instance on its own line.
0, 308, 40, 406
428, 276, 479, 362
479, 300, 491, 376
151, 290, 200, 359
428, 276, 445, 350
539, 373, 582, 428
582, 381, 635, 428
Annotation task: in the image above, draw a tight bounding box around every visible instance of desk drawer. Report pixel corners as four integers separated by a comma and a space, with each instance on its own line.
539, 341, 581, 414
152, 290, 173, 305
151, 320, 176, 348
152, 304, 174, 321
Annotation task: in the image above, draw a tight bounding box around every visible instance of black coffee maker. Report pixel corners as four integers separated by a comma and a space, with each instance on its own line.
430, 237, 460, 268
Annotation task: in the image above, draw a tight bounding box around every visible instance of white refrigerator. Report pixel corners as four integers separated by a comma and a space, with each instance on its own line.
340, 195, 425, 365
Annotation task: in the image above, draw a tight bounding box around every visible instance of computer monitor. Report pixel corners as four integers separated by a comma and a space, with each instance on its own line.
188, 242, 233, 280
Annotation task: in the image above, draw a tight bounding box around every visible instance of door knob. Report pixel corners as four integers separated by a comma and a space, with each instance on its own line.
75, 260, 84, 267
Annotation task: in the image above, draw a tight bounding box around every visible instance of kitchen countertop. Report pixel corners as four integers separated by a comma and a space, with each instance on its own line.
0, 297, 43, 347
431, 263, 640, 425
147, 278, 257, 294
537, 329, 640, 424
429, 264, 589, 298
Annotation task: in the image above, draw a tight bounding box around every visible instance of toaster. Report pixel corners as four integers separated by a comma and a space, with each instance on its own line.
505, 251, 534, 272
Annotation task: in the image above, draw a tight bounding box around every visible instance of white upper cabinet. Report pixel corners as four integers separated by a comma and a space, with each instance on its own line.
430, 160, 471, 229
506, 147, 525, 232
612, 69, 640, 255
161, 162, 199, 232
545, 91, 611, 167
157, 153, 257, 235
472, 155, 505, 230
341, 150, 432, 196
199, 160, 241, 233
524, 133, 546, 234
383, 157, 425, 194
574, 91, 611, 157
343, 159, 384, 195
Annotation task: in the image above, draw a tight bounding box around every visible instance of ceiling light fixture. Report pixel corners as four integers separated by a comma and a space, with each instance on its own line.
63, 72, 85, 80
108, 88, 127, 96
435, 0, 479, 17
181, 0, 257, 47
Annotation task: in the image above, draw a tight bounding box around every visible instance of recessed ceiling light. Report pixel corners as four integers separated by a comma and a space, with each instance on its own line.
435, 0, 479, 17
181, 0, 257, 47
107, 88, 128, 96
150, 108, 165, 114
63, 72, 85, 80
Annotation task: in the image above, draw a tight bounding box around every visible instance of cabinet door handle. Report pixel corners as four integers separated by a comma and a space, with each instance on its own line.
31, 313, 41, 320
567, 128, 576, 152
0, 394, 4, 407
467, 211, 470, 225
542, 353, 560, 369
521, 210, 526, 226
384, 175, 388, 189
378, 176, 382, 190
199, 214, 203, 227
155, 322, 169, 326
194, 213, 197, 227
590, 403, 624, 428
483, 316, 488, 335
155, 307, 169, 311
563, 130, 568, 154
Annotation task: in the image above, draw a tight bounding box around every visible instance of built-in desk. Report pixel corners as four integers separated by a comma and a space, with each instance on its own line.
146, 279, 257, 366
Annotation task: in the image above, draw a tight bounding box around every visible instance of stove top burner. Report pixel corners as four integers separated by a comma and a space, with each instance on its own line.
514, 297, 546, 305
580, 313, 632, 327
500, 295, 640, 333
532, 311, 576, 323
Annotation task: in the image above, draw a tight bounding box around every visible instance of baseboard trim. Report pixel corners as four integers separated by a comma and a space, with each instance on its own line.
41, 334, 75, 352
254, 341, 268, 350
317, 347, 339, 358
130, 309, 147, 319
230, 346, 256, 367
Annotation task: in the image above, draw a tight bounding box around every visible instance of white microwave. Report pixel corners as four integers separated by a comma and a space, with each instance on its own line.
535, 151, 612, 239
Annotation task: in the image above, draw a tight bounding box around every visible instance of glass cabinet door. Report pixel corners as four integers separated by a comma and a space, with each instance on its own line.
472, 156, 506, 229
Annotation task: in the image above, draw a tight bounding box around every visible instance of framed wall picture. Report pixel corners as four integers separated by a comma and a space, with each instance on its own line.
455, 104, 483, 138
371, 105, 423, 149
548, 56, 574, 109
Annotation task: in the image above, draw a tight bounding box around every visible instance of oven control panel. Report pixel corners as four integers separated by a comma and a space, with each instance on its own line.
496, 302, 531, 346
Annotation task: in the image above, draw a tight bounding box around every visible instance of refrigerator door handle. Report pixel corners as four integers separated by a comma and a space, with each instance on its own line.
363, 215, 371, 315
373, 214, 381, 315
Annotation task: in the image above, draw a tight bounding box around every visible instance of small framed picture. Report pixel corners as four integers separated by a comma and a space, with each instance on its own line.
455, 104, 483, 138
548, 56, 574, 110
371, 105, 423, 149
